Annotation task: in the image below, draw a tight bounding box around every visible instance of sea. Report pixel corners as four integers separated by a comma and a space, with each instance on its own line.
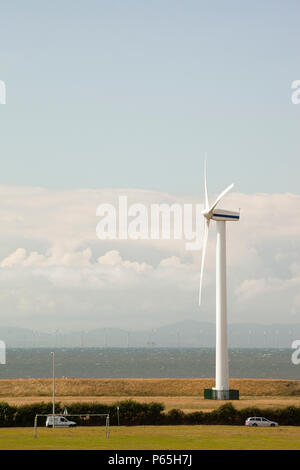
0, 348, 299, 380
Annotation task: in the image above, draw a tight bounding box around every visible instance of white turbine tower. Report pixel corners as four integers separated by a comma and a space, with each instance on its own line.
199, 161, 240, 400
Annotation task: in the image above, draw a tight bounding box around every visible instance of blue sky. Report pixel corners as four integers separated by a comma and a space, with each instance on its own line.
0, 0, 299, 195
1, 2, 300, 330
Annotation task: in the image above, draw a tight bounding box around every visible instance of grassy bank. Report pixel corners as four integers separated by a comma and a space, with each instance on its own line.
0, 377, 300, 398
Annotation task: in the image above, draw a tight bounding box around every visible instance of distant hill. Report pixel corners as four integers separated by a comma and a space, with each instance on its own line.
0, 320, 298, 348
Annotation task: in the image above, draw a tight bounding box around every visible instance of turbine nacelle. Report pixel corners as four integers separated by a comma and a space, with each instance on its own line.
202, 208, 240, 221
211, 208, 240, 222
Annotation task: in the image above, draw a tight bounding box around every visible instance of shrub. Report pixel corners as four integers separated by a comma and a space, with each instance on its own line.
213, 403, 240, 425
184, 411, 205, 425
116, 399, 164, 425
165, 409, 185, 425
0, 402, 16, 427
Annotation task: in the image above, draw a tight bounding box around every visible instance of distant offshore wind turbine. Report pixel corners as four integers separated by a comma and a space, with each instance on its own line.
199, 161, 240, 400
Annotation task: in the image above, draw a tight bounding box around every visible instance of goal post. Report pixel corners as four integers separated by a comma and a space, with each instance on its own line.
33, 413, 110, 438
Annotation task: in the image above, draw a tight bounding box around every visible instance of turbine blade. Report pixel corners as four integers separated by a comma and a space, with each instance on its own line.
207, 183, 234, 214
204, 159, 209, 210
199, 218, 210, 306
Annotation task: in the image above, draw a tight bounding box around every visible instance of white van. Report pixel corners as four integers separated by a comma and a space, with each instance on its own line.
46, 415, 77, 428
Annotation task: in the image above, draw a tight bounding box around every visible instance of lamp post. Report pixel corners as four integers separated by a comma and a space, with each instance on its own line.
50, 351, 55, 428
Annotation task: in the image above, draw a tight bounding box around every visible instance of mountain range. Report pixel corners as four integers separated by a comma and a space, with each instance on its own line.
0, 320, 298, 348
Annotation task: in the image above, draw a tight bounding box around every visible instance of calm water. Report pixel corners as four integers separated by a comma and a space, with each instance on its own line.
0, 348, 299, 380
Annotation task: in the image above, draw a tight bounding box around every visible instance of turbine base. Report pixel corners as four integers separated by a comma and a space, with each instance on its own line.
204, 389, 239, 400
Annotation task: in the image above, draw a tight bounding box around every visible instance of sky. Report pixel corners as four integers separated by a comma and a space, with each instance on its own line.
0, 1, 300, 331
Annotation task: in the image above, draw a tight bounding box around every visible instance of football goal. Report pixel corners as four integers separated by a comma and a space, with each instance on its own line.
33, 413, 110, 438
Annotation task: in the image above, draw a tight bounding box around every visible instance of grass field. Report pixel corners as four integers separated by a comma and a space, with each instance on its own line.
1, 425, 300, 450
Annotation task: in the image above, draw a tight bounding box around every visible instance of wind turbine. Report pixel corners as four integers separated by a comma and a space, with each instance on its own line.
199, 161, 240, 400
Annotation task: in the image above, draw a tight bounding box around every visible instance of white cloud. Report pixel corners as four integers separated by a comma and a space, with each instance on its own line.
97, 250, 152, 272
1, 248, 27, 267
0, 185, 300, 329
159, 256, 192, 269
1, 246, 92, 268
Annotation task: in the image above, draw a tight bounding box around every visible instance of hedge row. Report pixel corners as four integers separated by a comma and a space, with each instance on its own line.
0, 400, 164, 427
1, 401, 300, 427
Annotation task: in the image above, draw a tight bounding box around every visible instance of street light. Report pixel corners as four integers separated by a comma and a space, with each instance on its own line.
117, 406, 120, 426
50, 352, 55, 428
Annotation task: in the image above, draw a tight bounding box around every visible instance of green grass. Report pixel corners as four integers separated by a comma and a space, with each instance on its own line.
1, 425, 300, 450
